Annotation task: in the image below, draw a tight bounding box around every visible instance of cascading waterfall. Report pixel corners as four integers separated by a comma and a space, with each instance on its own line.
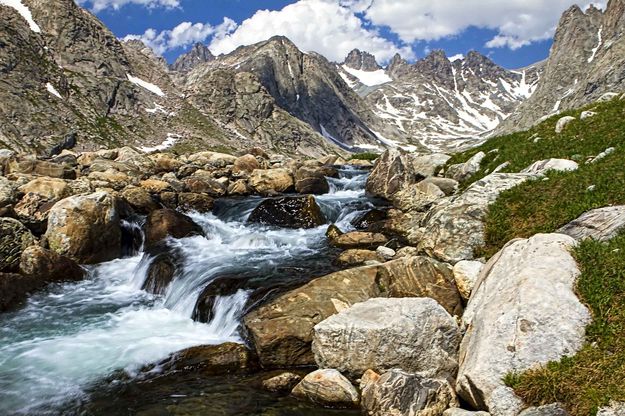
0, 167, 377, 415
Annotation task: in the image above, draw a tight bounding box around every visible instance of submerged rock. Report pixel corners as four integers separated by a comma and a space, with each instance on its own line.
456, 234, 591, 413
361, 369, 457, 416
45, 192, 122, 264
262, 372, 302, 392
248, 195, 326, 229
142, 246, 179, 296
312, 298, 460, 380
144, 208, 205, 248
291, 369, 359, 407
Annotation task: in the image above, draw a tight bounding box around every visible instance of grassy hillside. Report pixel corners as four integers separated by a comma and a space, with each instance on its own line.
448, 96, 625, 415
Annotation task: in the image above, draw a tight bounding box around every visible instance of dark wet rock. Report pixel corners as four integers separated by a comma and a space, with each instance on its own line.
144, 209, 205, 248
0, 217, 36, 272
294, 166, 330, 195
0, 272, 44, 312
248, 195, 326, 229
142, 343, 259, 377
326, 224, 343, 241
352, 209, 388, 230
143, 252, 178, 296
19, 245, 85, 283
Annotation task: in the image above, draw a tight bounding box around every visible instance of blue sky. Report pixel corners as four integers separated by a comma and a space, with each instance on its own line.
80, 0, 604, 69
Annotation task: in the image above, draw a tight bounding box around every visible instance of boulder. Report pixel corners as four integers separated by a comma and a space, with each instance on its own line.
141, 342, 258, 377
184, 174, 227, 197
249, 168, 294, 195
422, 177, 458, 196
18, 177, 70, 200
590, 147, 615, 163
188, 151, 237, 168
519, 403, 569, 415
557, 206, 625, 242
0, 218, 36, 272
248, 195, 326, 229
336, 249, 382, 267
291, 369, 359, 407
376, 246, 395, 260
446, 151, 485, 183
361, 369, 457, 416
417, 173, 535, 263
456, 234, 591, 414
521, 159, 578, 174
330, 231, 388, 250
33, 160, 75, 179
121, 187, 160, 214
597, 92, 618, 102
19, 245, 84, 282
580, 110, 596, 120
444, 410, 490, 416
0, 176, 16, 208
597, 402, 625, 416
45, 192, 122, 264
392, 180, 446, 212
312, 298, 460, 380
555, 116, 575, 134
178, 192, 214, 213
149, 153, 183, 173
144, 209, 205, 248
294, 166, 330, 194
14, 193, 57, 234
140, 179, 173, 194
262, 372, 302, 392
0, 272, 43, 312
380, 256, 463, 316
227, 179, 251, 196
233, 154, 260, 174
243, 265, 387, 368
453, 260, 484, 301
142, 249, 178, 295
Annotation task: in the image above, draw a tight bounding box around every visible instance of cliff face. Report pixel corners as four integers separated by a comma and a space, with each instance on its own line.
497, 0, 625, 134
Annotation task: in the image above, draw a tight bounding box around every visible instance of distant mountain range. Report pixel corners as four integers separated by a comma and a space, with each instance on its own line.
1, 0, 624, 156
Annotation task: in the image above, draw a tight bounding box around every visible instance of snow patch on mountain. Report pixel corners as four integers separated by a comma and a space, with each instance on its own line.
45, 83, 62, 99
0, 0, 41, 33
127, 74, 165, 97
341, 65, 392, 87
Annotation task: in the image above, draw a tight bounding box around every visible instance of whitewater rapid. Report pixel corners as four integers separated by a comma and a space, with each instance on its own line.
0, 167, 374, 414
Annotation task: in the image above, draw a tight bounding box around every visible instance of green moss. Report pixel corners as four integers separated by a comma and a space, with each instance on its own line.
350, 152, 380, 161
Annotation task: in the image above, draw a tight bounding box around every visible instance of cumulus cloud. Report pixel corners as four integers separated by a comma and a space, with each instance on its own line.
76, 0, 180, 13
342, 0, 608, 50
207, 0, 414, 62
123, 18, 236, 55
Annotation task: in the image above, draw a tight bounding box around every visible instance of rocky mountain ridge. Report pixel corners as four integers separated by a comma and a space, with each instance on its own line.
337, 49, 543, 152
497, 0, 625, 134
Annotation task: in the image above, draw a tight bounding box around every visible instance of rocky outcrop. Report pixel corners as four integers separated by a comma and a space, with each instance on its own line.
312, 298, 460, 380
558, 206, 625, 242
497, 2, 625, 134
170, 42, 214, 73
361, 369, 458, 416
292, 369, 359, 407
456, 234, 591, 414
521, 159, 578, 174
343, 49, 382, 72
45, 191, 122, 264
417, 173, 535, 263
248, 195, 326, 229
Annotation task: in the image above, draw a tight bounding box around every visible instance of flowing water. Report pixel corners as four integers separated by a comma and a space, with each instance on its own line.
0, 167, 377, 416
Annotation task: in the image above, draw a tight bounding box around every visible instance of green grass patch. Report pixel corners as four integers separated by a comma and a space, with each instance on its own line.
350, 152, 380, 161
506, 233, 625, 416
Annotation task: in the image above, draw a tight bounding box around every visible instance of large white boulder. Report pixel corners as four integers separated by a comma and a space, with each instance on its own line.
453, 260, 484, 301
312, 298, 460, 380
521, 159, 578, 174
456, 234, 591, 415
446, 151, 486, 182
558, 206, 625, 242
555, 116, 576, 133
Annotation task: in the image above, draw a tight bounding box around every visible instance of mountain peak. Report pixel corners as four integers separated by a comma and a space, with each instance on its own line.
171, 42, 214, 72
343, 49, 382, 71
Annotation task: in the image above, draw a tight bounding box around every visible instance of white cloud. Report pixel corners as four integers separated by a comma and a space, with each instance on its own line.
342, 0, 608, 50
123, 18, 236, 55
76, 0, 180, 12
207, 0, 414, 62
